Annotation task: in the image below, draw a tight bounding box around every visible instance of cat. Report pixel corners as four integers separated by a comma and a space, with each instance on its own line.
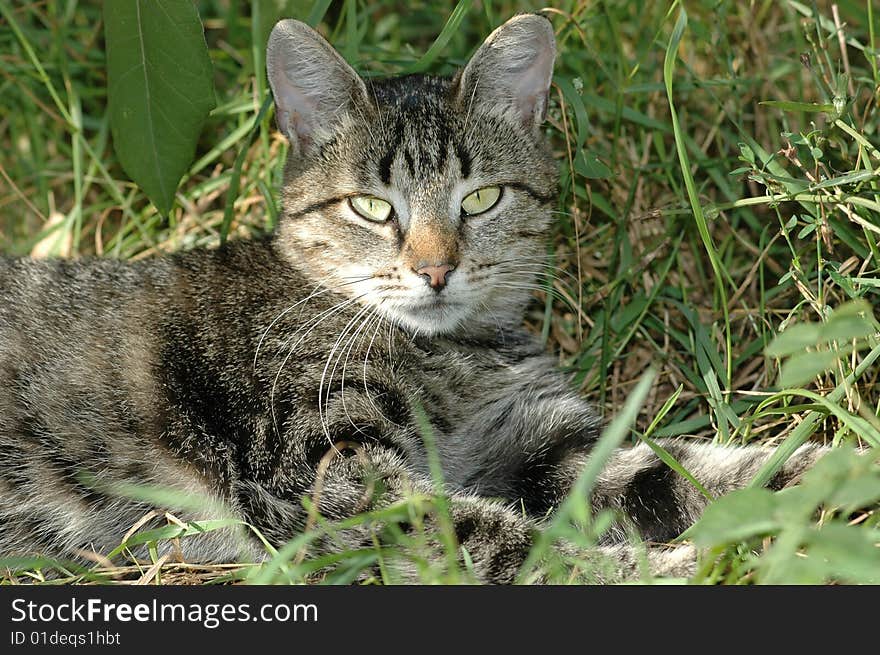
0, 13, 826, 583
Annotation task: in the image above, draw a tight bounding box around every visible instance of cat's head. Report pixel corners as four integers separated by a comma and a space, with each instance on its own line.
267, 14, 557, 336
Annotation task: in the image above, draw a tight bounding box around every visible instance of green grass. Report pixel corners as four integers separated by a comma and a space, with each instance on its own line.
1, 0, 879, 584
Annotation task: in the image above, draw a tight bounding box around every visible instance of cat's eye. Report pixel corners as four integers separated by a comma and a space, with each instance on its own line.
349, 195, 392, 223
461, 186, 502, 216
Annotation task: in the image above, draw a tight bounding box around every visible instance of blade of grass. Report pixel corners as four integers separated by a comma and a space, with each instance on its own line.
403, 0, 473, 73
663, 8, 732, 392
516, 368, 657, 581
220, 94, 274, 244
749, 342, 880, 487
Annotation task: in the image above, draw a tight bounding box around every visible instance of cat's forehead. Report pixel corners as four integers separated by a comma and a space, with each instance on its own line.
364, 75, 472, 186
370, 74, 454, 109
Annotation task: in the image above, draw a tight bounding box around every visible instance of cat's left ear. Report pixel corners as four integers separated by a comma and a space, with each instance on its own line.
455, 13, 556, 128
266, 19, 371, 155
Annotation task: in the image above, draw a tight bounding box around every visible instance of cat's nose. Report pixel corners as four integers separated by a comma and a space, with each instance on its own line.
416, 263, 455, 291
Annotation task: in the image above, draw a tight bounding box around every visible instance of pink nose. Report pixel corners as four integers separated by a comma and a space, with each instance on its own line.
416, 263, 455, 291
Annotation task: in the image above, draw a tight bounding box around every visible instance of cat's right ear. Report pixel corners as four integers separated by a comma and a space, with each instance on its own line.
266, 20, 370, 155
455, 14, 556, 129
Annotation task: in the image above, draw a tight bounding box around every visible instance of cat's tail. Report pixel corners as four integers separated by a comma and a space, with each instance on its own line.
589, 439, 827, 544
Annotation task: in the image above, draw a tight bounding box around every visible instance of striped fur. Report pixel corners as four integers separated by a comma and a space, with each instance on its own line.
0, 15, 830, 583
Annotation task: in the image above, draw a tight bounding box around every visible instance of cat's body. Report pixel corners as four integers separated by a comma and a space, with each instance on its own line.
0, 15, 825, 582
1, 239, 593, 563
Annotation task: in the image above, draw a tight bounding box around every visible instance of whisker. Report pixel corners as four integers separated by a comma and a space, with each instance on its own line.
317, 303, 374, 446
269, 293, 370, 437
339, 305, 385, 433
482, 260, 582, 294
477, 298, 507, 344
363, 306, 390, 420
332, 302, 381, 430
492, 282, 581, 315
477, 256, 582, 288
471, 266, 578, 295
253, 275, 373, 371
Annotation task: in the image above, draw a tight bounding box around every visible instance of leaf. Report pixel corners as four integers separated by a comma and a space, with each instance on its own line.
758, 551, 827, 584
823, 314, 877, 342
638, 435, 714, 500
580, 92, 670, 131
556, 77, 590, 150
765, 299, 875, 359
104, 0, 216, 215
107, 518, 245, 557
826, 476, 880, 509
829, 297, 874, 319
689, 488, 780, 546
738, 142, 755, 164
797, 223, 816, 239
800, 525, 880, 584
810, 169, 878, 190
802, 446, 880, 509
574, 149, 612, 179
759, 100, 836, 113
777, 349, 840, 387
765, 323, 822, 357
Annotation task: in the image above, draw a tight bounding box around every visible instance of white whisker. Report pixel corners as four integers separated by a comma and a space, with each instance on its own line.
269, 292, 369, 437
253, 275, 372, 371
317, 302, 374, 446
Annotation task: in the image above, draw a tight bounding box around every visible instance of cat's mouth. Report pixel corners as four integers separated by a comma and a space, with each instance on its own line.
417, 297, 462, 309
387, 296, 471, 335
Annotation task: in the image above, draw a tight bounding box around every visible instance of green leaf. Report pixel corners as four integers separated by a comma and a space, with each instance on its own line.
810, 169, 879, 190
689, 488, 780, 546
823, 314, 877, 342
759, 100, 836, 113
574, 149, 612, 179
638, 435, 714, 500
107, 518, 244, 558
766, 299, 875, 361
104, 0, 216, 215
306, 0, 335, 27
829, 298, 874, 319
777, 349, 840, 387
557, 77, 590, 150
765, 323, 822, 357
802, 446, 880, 509
800, 525, 880, 584
826, 475, 880, 509
738, 142, 755, 164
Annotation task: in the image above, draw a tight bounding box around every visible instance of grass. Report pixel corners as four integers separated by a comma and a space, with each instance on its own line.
1, 0, 879, 584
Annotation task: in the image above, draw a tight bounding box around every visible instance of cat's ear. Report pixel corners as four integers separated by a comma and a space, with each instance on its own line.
455, 14, 556, 128
266, 19, 370, 154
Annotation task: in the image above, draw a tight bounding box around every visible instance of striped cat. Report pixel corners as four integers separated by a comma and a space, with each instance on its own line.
0, 14, 825, 582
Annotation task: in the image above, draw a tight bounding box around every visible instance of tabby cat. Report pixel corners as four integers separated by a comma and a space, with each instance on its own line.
0, 14, 825, 583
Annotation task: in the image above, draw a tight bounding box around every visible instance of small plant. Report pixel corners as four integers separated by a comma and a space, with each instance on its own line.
691, 446, 880, 584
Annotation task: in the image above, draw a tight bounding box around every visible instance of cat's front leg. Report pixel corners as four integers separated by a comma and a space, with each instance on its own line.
233, 443, 538, 583
234, 441, 707, 583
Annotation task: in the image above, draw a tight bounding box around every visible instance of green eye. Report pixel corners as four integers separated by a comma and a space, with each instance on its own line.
350, 196, 393, 222
461, 186, 502, 216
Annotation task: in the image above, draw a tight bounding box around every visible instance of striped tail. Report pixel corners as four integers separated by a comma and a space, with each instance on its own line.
591, 439, 827, 544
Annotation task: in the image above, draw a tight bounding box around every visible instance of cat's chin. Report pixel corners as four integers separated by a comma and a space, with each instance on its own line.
382, 300, 472, 337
